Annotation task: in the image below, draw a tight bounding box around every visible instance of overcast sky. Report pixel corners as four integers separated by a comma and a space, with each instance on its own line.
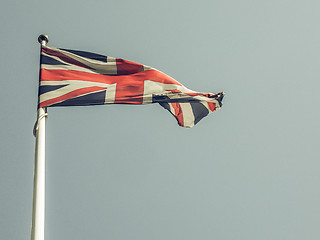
1, 0, 320, 239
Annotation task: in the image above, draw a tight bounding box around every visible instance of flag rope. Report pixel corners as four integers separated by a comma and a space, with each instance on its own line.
33, 112, 48, 137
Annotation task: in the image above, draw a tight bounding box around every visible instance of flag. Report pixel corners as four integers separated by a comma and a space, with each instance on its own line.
39, 46, 224, 128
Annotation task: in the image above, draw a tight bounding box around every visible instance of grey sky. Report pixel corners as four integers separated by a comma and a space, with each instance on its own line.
1, 0, 320, 239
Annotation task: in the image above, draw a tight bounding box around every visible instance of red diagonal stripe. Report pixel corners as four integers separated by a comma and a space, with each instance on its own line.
170, 103, 184, 127
39, 86, 105, 107
207, 102, 216, 112
116, 58, 144, 75
42, 47, 94, 70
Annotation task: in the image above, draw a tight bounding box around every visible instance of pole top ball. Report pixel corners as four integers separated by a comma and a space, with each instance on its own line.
38, 34, 49, 45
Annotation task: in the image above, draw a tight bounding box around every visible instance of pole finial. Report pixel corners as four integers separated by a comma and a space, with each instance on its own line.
38, 34, 49, 45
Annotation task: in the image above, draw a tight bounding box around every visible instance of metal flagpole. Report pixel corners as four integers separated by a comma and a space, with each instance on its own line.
31, 34, 49, 240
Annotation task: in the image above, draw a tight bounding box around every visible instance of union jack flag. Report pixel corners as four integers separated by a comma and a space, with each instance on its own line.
39, 46, 224, 128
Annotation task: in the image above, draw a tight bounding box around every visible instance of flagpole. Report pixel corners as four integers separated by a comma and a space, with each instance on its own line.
31, 34, 49, 240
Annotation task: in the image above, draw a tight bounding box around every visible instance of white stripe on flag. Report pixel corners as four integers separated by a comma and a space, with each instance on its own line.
168, 103, 176, 116
180, 103, 195, 128
104, 83, 116, 104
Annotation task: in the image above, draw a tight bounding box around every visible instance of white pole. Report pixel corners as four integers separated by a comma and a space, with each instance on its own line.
31, 34, 49, 240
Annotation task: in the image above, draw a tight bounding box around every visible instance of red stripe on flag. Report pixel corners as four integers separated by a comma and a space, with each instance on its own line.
207, 102, 216, 112
39, 86, 105, 107
40, 68, 182, 85
42, 47, 94, 70
171, 103, 184, 127
41, 69, 110, 84
116, 58, 144, 75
